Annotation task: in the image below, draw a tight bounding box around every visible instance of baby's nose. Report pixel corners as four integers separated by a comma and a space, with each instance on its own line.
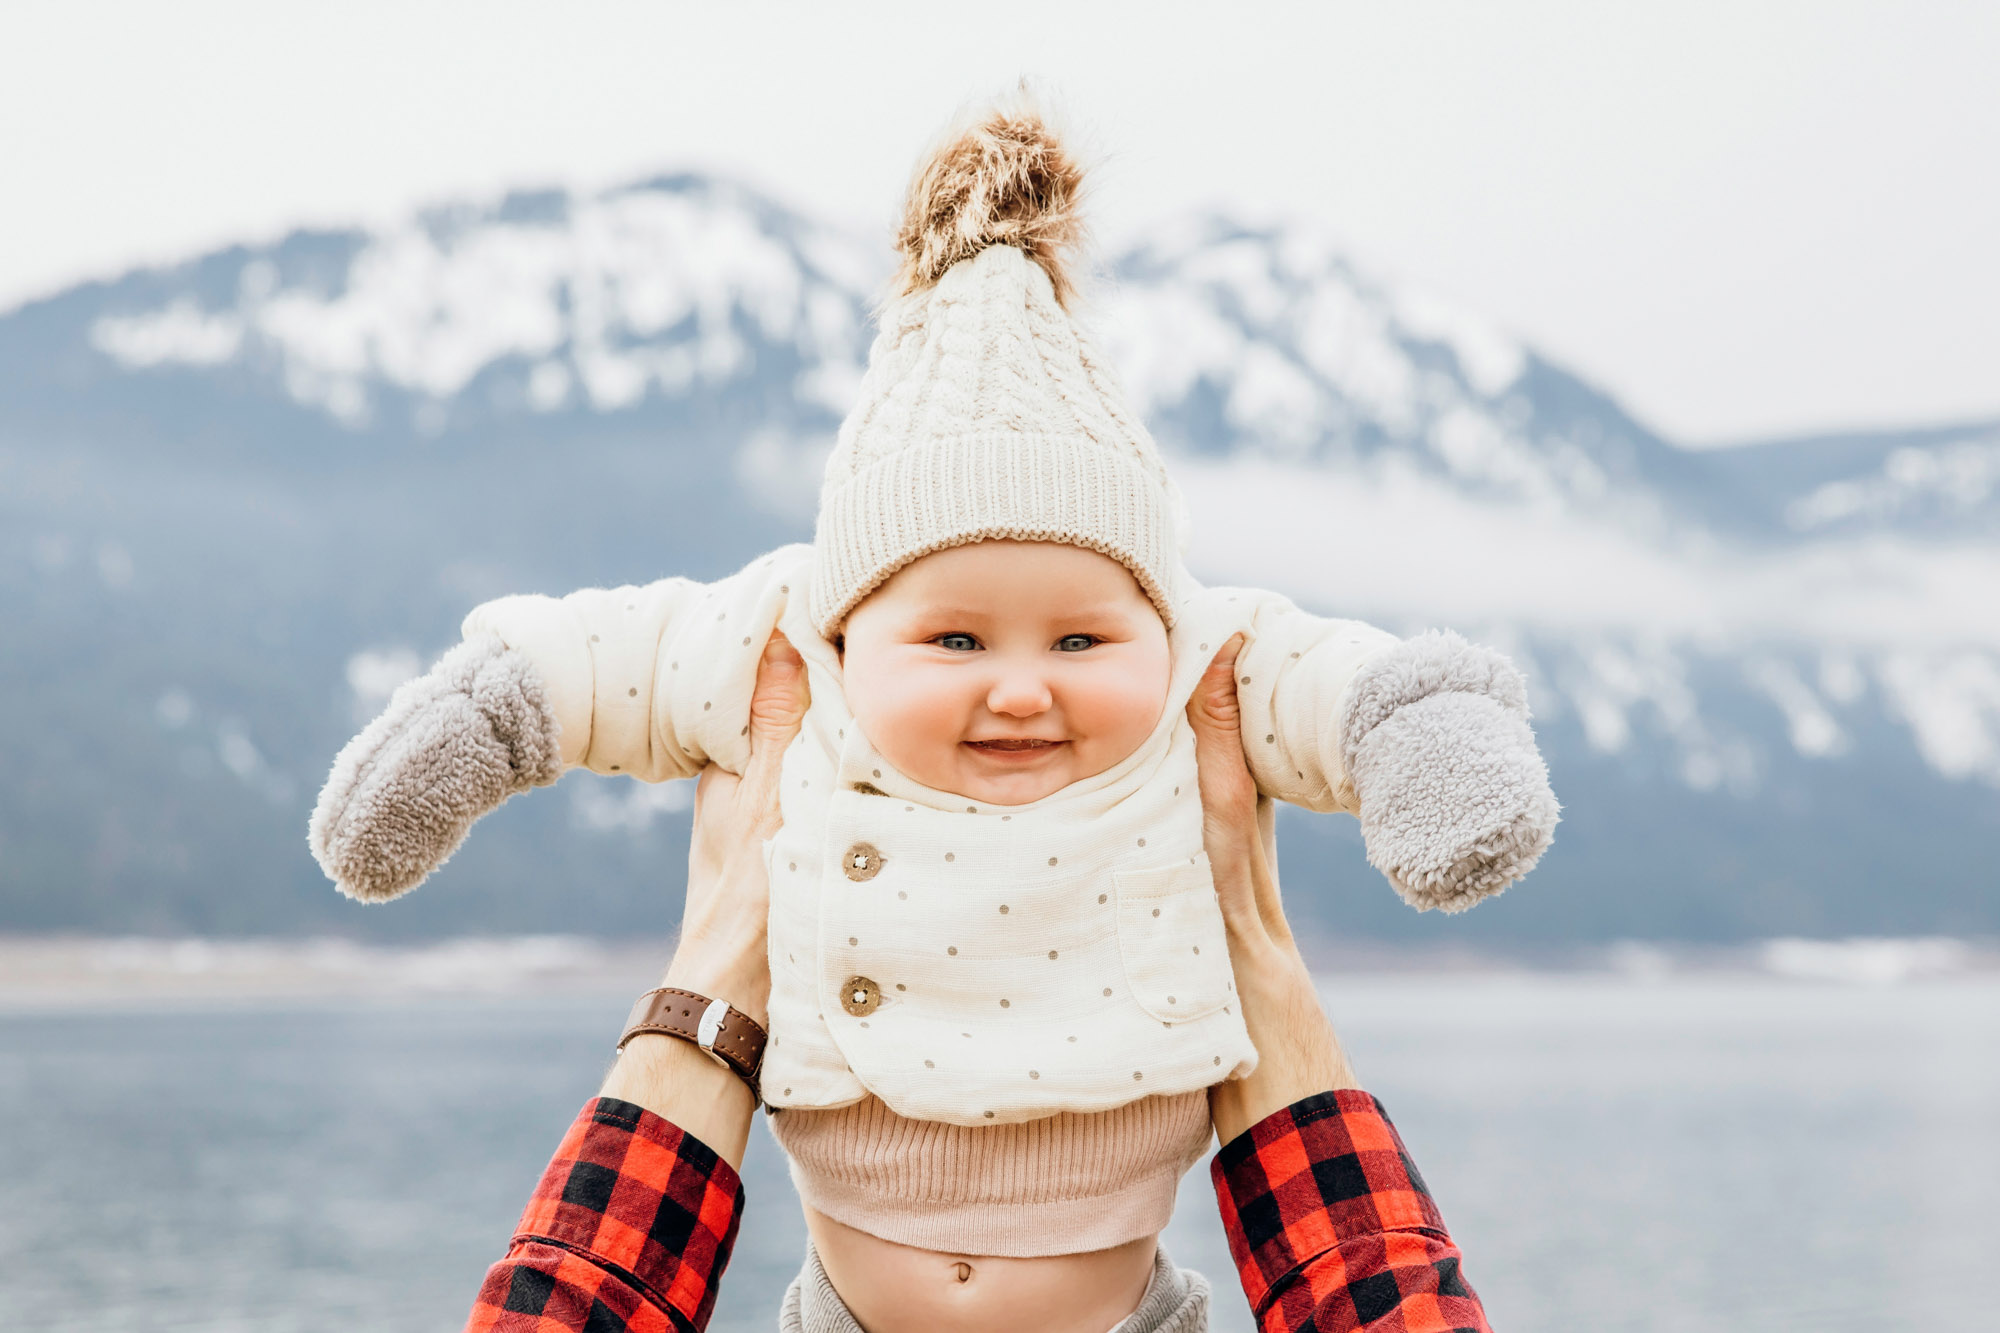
984, 672, 1053, 717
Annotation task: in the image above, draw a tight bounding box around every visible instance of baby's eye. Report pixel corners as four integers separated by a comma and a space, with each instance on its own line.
1055, 634, 1100, 652
933, 633, 980, 652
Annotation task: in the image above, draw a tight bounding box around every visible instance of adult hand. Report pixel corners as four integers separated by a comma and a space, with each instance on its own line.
1188, 635, 1360, 1147
600, 631, 810, 1167
658, 630, 811, 1027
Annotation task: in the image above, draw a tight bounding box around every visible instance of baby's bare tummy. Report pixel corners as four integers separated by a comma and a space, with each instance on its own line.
805, 1206, 1157, 1333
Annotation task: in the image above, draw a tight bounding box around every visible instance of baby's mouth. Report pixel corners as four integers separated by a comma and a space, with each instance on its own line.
964, 738, 1064, 754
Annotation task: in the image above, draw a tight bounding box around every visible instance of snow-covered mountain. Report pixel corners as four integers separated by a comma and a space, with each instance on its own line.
78, 177, 876, 433
4, 175, 1994, 941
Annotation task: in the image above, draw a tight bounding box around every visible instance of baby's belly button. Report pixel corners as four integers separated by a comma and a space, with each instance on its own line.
824, 1236, 1154, 1331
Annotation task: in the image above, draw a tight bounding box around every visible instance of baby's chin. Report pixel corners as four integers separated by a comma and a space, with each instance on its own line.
928, 742, 1113, 807
945, 768, 1075, 807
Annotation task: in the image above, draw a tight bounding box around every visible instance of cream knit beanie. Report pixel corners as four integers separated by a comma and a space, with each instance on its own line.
809, 99, 1187, 637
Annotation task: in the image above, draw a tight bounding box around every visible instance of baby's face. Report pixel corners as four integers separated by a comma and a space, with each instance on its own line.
840, 541, 1171, 806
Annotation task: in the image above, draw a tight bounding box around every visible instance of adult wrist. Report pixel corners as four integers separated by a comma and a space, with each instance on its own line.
1210, 941, 1358, 1144
602, 1027, 759, 1170
618, 984, 767, 1104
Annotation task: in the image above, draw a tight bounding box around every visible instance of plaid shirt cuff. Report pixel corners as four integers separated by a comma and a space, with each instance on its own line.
465, 1098, 745, 1333
1211, 1090, 1490, 1333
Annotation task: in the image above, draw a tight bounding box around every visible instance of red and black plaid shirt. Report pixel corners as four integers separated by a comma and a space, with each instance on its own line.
1211, 1089, 1491, 1331
466, 1089, 1489, 1332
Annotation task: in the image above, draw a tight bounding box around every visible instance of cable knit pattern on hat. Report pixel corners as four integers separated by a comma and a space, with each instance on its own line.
811, 245, 1183, 635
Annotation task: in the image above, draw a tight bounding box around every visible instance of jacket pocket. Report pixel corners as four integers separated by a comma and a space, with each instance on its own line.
1113, 852, 1235, 1023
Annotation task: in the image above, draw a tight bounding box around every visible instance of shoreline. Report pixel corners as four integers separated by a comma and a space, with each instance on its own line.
1, 932, 1994, 1008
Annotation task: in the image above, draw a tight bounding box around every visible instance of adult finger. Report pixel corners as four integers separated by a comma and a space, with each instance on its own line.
689, 632, 809, 873
1186, 635, 1258, 847
1186, 634, 1294, 944
747, 632, 810, 754
735, 631, 810, 842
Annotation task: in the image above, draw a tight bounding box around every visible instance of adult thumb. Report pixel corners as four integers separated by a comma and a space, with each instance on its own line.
735, 632, 809, 830
746, 631, 809, 757
1187, 634, 1256, 814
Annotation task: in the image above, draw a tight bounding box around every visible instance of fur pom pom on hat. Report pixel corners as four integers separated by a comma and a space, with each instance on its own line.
809, 95, 1187, 637
892, 100, 1088, 310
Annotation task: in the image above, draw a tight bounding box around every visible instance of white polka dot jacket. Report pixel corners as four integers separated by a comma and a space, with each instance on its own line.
309, 544, 1559, 1126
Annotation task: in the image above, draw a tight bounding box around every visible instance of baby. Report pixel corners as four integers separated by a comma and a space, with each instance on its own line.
311, 105, 1558, 1270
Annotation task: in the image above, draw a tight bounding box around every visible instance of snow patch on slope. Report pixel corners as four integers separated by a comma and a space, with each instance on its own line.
92, 298, 243, 367
1104, 221, 1602, 516
1876, 651, 2000, 784
89, 185, 871, 425
1394, 287, 1527, 398
1786, 436, 2000, 531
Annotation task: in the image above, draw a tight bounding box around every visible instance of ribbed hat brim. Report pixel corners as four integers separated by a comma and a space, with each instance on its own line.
810, 431, 1181, 635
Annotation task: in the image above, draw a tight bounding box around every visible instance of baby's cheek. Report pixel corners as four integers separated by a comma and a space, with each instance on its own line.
857, 675, 964, 780
1072, 668, 1171, 772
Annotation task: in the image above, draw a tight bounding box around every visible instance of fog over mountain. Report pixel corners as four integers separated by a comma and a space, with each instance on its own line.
4, 175, 1995, 942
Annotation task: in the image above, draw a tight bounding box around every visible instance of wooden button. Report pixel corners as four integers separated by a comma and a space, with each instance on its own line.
842, 843, 885, 882
841, 976, 881, 1017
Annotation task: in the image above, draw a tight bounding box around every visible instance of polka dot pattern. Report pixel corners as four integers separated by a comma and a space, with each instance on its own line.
720, 569, 1294, 1121
478, 553, 1393, 1122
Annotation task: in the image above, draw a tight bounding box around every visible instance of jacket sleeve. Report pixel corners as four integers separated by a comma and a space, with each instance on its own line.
1226, 590, 1402, 815
464, 1098, 744, 1333
1212, 1090, 1493, 1333
1229, 592, 1560, 913
463, 546, 807, 782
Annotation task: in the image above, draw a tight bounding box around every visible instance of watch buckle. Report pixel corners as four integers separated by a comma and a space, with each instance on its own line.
696, 997, 730, 1062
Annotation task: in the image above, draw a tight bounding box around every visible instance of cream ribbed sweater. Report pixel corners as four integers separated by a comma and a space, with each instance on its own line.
464, 544, 1397, 1126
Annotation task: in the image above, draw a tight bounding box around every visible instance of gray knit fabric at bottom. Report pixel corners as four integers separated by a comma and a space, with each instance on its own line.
779, 1241, 1210, 1333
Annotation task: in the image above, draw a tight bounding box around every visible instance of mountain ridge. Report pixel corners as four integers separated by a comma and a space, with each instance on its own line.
3, 172, 1993, 941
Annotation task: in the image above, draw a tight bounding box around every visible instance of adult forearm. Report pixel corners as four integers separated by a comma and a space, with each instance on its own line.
1187, 642, 1361, 1146
1207, 883, 1360, 1146
1189, 641, 1486, 1330
1207, 990, 1357, 1147
1212, 1091, 1493, 1333
599, 1034, 756, 1171
598, 933, 769, 1171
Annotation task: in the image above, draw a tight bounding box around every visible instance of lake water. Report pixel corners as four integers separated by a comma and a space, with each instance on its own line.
1, 973, 1993, 1332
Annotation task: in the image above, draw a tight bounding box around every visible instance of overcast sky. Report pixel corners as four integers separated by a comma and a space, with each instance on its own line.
4, 1, 1995, 445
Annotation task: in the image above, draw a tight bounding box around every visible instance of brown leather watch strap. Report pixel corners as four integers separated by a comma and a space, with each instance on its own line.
617, 987, 766, 1101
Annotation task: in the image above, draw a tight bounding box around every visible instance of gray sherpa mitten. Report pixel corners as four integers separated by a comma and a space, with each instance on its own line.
1338, 629, 1560, 913
308, 634, 563, 902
